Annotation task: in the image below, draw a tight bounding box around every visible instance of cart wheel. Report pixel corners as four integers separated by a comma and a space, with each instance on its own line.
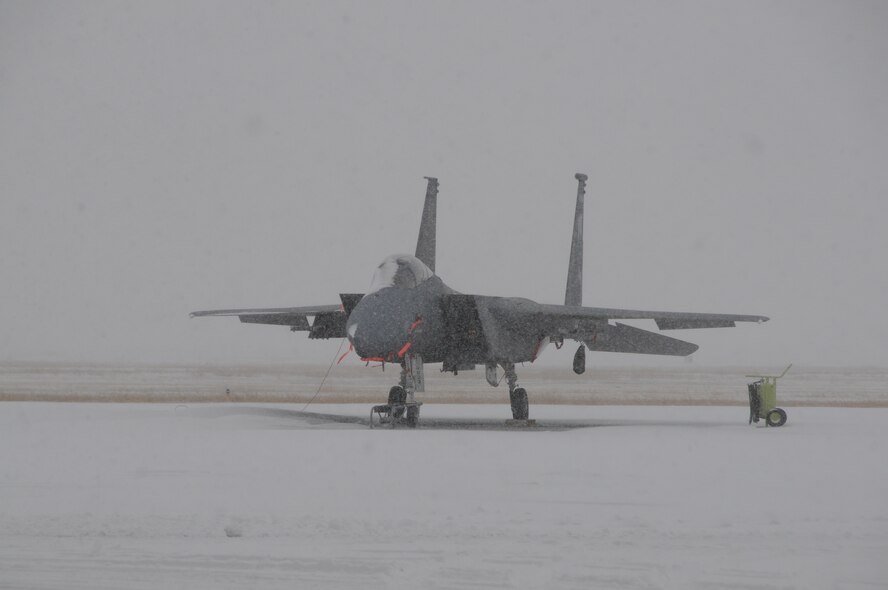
766, 408, 787, 427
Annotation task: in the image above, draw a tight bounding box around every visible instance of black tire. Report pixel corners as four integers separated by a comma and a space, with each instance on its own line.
766, 407, 787, 427
405, 405, 420, 428
388, 386, 407, 418
510, 388, 529, 420
748, 383, 762, 424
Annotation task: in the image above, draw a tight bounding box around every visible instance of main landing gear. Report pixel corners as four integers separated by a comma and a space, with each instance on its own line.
501, 362, 529, 420
370, 355, 424, 428
494, 362, 535, 425
486, 362, 534, 423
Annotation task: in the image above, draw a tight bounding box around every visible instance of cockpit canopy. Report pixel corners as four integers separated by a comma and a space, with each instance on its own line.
368, 254, 434, 293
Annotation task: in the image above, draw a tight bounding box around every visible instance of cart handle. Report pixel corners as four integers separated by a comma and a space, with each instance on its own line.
745, 363, 792, 380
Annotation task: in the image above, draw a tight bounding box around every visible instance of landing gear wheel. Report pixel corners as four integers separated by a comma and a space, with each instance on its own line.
510, 388, 529, 420
388, 386, 406, 418
766, 407, 787, 427
405, 404, 420, 428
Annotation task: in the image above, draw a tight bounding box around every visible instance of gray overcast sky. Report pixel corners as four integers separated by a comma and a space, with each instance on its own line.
1, 1, 886, 367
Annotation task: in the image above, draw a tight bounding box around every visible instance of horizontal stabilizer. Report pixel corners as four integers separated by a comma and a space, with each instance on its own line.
656, 318, 735, 330
585, 322, 699, 356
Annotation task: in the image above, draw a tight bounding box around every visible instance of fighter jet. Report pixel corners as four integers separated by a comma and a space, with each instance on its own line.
192, 174, 767, 424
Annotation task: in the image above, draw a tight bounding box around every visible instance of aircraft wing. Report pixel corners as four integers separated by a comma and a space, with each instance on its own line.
191, 295, 364, 339
534, 303, 769, 330
445, 295, 767, 359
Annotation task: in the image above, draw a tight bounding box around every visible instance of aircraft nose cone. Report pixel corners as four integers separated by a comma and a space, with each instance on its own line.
347, 321, 358, 342
346, 314, 384, 358
346, 320, 369, 356
346, 298, 406, 360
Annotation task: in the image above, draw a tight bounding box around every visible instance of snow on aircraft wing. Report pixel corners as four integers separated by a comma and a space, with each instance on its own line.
190, 304, 343, 319
534, 303, 769, 330
190, 296, 363, 339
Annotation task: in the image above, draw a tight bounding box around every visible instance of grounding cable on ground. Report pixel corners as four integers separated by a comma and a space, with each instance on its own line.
300, 337, 347, 412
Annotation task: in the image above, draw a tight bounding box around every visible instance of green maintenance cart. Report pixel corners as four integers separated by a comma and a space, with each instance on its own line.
746, 364, 792, 427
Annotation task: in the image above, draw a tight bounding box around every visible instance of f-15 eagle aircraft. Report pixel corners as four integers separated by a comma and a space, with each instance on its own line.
192, 174, 768, 424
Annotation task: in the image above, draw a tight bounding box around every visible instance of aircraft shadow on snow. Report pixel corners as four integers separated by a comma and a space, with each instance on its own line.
184, 405, 742, 432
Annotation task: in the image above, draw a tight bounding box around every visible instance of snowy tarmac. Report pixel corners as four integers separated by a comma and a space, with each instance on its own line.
1, 402, 886, 589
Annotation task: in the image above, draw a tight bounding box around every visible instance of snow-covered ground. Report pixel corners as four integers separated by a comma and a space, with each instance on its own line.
1, 402, 886, 589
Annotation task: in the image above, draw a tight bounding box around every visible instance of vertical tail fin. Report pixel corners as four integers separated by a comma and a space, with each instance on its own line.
564, 173, 587, 306
415, 176, 439, 272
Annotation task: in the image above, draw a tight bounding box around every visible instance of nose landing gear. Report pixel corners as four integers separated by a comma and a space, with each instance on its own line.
370, 354, 424, 428
370, 398, 423, 428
